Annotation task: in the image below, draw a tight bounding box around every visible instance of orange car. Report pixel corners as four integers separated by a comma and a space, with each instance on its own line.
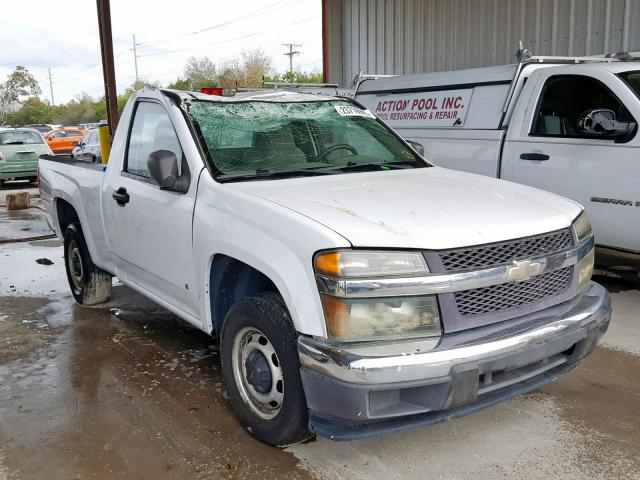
45, 128, 88, 155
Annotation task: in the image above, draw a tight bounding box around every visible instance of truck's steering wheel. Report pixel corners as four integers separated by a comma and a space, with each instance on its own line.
317, 144, 359, 162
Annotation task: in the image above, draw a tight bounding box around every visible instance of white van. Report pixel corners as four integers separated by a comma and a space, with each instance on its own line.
355, 54, 640, 265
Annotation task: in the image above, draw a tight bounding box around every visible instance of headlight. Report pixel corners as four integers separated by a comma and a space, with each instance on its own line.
321, 295, 441, 341
0, 152, 5, 161
314, 250, 429, 278
572, 211, 592, 242
577, 248, 594, 293
572, 211, 594, 292
315, 250, 440, 341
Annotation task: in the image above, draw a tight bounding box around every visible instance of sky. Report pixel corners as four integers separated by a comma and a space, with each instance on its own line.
0, 0, 322, 105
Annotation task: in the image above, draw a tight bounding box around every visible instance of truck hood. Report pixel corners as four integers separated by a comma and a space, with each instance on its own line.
228, 167, 582, 250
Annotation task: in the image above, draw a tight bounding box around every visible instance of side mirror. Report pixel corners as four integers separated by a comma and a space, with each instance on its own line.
406, 140, 425, 156
147, 149, 190, 193
577, 109, 635, 137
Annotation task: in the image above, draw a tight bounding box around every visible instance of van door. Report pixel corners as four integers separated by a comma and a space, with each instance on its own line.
103, 98, 200, 322
502, 67, 640, 253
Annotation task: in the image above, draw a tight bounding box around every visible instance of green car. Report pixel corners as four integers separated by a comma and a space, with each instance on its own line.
0, 128, 51, 187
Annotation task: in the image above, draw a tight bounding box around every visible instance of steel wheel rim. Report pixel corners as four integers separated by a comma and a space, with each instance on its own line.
67, 239, 84, 291
232, 326, 284, 420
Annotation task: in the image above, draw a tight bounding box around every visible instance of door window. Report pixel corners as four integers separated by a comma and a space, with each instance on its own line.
126, 101, 183, 178
530, 75, 635, 139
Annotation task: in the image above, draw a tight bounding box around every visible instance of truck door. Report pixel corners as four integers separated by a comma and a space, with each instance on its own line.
103, 98, 200, 323
502, 68, 640, 253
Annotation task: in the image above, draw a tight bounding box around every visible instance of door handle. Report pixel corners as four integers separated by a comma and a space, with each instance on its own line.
112, 187, 130, 206
520, 152, 550, 161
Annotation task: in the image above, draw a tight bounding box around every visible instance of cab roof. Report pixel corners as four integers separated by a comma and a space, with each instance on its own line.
160, 87, 341, 104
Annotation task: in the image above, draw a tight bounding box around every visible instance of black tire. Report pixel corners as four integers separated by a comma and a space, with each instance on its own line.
220, 292, 310, 446
63, 223, 112, 305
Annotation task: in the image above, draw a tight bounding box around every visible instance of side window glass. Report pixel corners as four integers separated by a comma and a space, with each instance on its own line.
126, 102, 183, 178
531, 75, 636, 139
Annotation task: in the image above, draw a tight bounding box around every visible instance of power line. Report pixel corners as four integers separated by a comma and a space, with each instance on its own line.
135, 0, 297, 49
282, 43, 302, 73
137, 15, 319, 59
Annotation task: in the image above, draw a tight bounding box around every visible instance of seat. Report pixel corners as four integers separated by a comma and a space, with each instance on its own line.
242, 128, 307, 170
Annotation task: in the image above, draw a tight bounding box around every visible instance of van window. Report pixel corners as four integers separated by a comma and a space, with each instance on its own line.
530, 75, 635, 139
126, 101, 182, 178
619, 70, 640, 100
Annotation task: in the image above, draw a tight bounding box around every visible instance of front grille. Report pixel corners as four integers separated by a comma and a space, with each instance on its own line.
454, 267, 572, 316
438, 228, 573, 272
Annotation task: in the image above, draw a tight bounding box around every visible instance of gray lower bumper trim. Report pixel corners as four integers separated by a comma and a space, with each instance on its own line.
298, 282, 611, 439
307, 353, 585, 441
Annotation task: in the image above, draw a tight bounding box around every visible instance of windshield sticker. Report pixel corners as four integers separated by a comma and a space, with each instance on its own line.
334, 105, 376, 118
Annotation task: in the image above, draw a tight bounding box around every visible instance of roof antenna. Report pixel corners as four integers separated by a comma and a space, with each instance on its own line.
515, 40, 532, 63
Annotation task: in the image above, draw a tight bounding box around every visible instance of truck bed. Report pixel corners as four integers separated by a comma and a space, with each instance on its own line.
38, 154, 114, 274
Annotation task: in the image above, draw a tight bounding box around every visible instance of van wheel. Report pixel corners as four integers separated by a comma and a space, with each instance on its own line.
64, 223, 112, 305
220, 292, 311, 446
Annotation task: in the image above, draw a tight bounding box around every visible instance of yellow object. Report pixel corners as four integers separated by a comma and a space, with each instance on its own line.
98, 124, 111, 164
314, 252, 342, 276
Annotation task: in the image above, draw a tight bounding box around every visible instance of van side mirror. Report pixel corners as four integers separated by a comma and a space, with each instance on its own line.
577, 109, 635, 137
407, 140, 425, 156
147, 149, 190, 193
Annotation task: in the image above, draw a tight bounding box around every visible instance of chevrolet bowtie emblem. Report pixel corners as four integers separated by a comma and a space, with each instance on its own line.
506, 259, 542, 282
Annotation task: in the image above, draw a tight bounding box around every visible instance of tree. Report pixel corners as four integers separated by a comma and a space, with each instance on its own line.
54, 93, 99, 125
165, 77, 192, 91
0, 66, 42, 125
218, 49, 272, 88
5, 97, 54, 125
181, 56, 218, 90
265, 70, 324, 85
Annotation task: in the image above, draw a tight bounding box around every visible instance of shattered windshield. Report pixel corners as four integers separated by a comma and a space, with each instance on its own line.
187, 99, 426, 181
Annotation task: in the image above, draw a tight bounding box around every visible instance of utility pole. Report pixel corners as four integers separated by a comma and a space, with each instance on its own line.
132, 33, 139, 84
47, 68, 55, 106
282, 43, 302, 73
96, 0, 119, 136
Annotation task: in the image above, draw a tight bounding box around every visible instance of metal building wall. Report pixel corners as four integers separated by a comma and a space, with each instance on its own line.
323, 0, 640, 86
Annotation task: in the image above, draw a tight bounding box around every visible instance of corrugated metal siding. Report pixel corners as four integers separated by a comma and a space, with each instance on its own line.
324, 0, 640, 86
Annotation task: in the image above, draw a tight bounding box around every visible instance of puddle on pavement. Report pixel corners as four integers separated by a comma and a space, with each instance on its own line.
0, 208, 52, 242
0, 289, 311, 480
0, 241, 67, 296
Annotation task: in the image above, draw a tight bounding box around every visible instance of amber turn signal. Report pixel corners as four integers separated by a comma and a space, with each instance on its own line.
314, 251, 342, 276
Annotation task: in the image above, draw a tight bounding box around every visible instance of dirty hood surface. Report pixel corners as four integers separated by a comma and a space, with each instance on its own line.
228, 167, 582, 250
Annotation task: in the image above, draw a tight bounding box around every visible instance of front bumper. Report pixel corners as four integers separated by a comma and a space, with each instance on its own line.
298, 281, 611, 440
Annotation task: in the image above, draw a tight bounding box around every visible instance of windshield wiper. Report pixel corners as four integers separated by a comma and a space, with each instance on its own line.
314, 161, 415, 173
217, 167, 338, 183
4, 141, 25, 145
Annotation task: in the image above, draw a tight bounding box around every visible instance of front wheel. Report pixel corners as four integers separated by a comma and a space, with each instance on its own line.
220, 292, 310, 446
64, 223, 112, 305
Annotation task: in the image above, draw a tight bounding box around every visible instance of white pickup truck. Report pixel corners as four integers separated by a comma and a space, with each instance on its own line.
355, 55, 640, 267
39, 87, 610, 445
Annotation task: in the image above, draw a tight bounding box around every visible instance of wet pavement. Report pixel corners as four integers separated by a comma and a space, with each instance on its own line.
0, 209, 53, 243
0, 240, 639, 479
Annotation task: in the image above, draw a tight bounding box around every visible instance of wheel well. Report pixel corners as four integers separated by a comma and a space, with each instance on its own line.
209, 255, 278, 336
55, 198, 79, 233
